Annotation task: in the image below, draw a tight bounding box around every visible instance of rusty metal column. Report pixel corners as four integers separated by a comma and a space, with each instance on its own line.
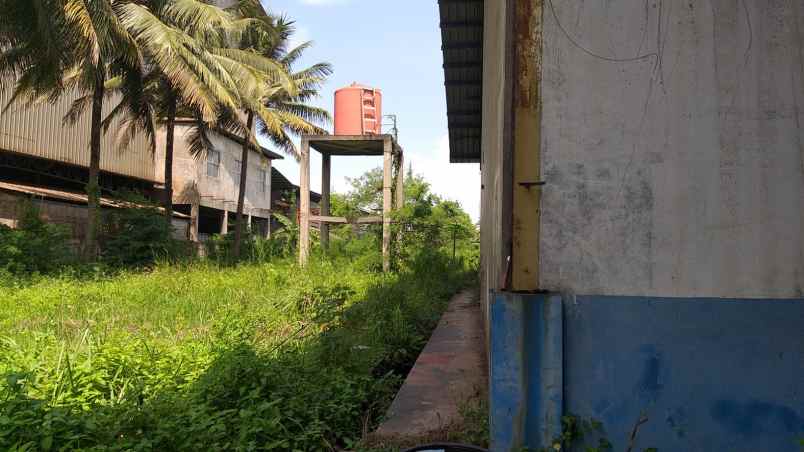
321, 153, 331, 251
299, 137, 311, 266
511, 0, 543, 291
382, 137, 393, 272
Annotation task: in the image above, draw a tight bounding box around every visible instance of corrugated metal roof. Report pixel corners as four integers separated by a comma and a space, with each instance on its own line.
439, 0, 484, 163
0, 80, 156, 182
0, 181, 191, 218
271, 167, 321, 203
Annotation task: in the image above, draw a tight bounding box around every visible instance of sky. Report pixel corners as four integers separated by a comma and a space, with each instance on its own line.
258, 0, 481, 222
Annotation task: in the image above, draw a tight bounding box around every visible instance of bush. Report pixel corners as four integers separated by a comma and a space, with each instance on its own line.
0, 200, 74, 276
0, 253, 476, 450
100, 194, 187, 268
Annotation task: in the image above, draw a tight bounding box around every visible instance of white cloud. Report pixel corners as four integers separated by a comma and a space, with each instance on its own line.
407, 134, 481, 223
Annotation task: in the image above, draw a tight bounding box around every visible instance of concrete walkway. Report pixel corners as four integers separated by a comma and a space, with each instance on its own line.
375, 288, 487, 438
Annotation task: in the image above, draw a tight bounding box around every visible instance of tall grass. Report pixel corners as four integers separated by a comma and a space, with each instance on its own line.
0, 251, 476, 450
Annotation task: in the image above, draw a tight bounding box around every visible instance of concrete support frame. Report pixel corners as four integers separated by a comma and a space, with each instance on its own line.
190, 201, 200, 242
221, 209, 229, 235
382, 139, 393, 272
395, 152, 405, 209
299, 137, 311, 265
320, 153, 331, 250
298, 134, 403, 271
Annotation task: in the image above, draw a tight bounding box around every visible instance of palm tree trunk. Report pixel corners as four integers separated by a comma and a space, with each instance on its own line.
84, 68, 105, 260
233, 110, 255, 259
163, 95, 177, 218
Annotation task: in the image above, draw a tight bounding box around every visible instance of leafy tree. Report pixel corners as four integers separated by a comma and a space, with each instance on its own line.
329, 166, 478, 271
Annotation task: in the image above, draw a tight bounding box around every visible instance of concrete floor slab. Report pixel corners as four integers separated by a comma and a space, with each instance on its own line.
376, 288, 487, 438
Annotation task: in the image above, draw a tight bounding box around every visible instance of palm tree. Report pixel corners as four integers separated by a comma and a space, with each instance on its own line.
0, 0, 147, 259
114, 0, 265, 218
229, 16, 333, 258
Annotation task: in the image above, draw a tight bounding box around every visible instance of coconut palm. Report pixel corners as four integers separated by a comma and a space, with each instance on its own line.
0, 0, 147, 259
228, 16, 333, 258
113, 0, 282, 218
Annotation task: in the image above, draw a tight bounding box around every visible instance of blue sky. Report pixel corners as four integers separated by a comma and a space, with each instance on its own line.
258, 0, 481, 221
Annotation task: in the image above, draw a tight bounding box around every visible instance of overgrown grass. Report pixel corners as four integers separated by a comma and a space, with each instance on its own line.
0, 251, 475, 450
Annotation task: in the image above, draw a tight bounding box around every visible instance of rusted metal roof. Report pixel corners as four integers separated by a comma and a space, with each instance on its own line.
0, 181, 191, 218
0, 81, 156, 182
271, 168, 321, 203
438, 0, 484, 163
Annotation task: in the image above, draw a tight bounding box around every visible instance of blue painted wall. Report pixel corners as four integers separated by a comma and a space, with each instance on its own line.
489, 293, 804, 451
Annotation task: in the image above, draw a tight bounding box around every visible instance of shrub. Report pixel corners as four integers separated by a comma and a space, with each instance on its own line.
0, 199, 74, 276
0, 251, 476, 450
100, 193, 187, 268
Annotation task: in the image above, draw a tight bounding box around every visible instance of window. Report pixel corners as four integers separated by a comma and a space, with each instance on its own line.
259, 169, 268, 193
206, 149, 220, 178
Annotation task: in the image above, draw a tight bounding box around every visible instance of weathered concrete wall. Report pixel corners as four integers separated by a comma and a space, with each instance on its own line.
480, 0, 512, 338
0, 190, 189, 241
155, 125, 273, 217
539, 1, 804, 298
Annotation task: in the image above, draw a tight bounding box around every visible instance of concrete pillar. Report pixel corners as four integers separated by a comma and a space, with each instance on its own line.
321, 153, 331, 251
395, 150, 405, 209
265, 212, 272, 239
382, 137, 393, 272
221, 209, 228, 235
247, 213, 252, 231
299, 138, 311, 266
190, 201, 200, 242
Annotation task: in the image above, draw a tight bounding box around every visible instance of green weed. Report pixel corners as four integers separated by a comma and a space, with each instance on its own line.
0, 252, 475, 450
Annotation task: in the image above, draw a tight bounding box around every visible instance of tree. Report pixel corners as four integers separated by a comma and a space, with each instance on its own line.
226, 15, 332, 258
0, 0, 150, 259
113, 0, 269, 218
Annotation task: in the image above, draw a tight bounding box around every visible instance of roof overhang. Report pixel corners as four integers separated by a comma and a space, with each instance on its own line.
438, 0, 484, 163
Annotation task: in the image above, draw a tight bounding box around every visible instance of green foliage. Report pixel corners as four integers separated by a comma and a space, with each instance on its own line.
206, 213, 302, 265
0, 250, 474, 450
393, 172, 479, 272
0, 200, 74, 276
100, 193, 187, 268
534, 415, 657, 452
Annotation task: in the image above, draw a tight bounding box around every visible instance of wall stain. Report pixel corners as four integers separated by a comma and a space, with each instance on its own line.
710, 399, 804, 438
636, 345, 664, 403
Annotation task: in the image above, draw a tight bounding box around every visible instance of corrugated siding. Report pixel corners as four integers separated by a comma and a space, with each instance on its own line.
439, 0, 484, 163
0, 79, 156, 182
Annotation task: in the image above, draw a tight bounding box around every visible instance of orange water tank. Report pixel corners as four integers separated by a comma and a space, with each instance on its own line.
334, 82, 382, 135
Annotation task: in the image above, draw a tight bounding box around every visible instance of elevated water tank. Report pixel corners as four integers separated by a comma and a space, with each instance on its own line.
334, 83, 382, 135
